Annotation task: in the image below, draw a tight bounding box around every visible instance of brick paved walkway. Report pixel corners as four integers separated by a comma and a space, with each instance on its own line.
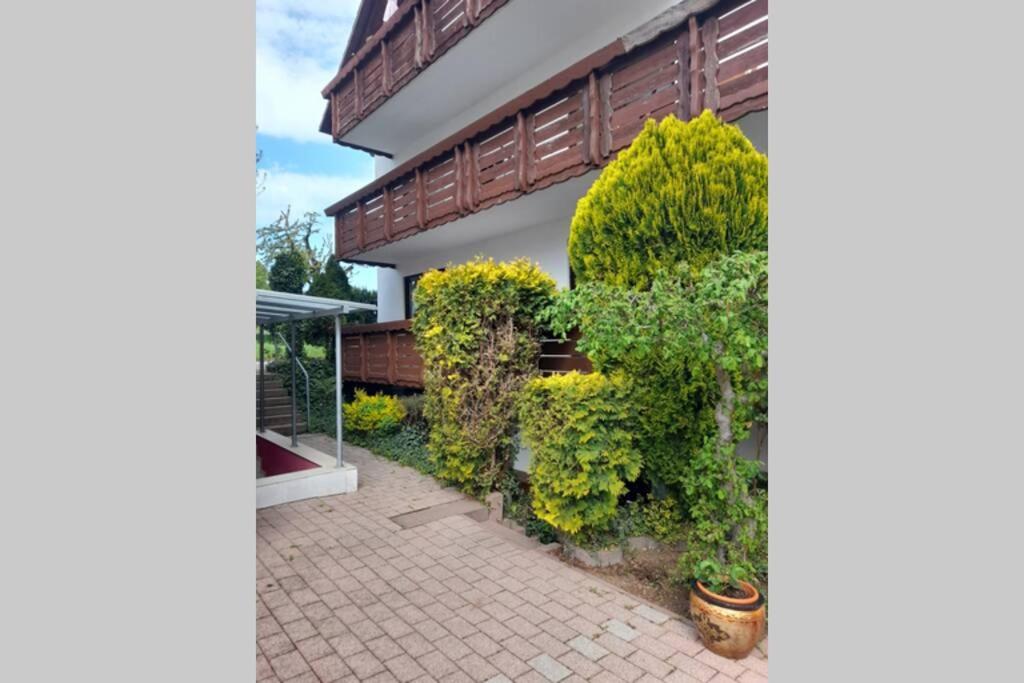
257, 436, 769, 683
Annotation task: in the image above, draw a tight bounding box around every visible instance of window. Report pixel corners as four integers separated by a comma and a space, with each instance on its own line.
403, 274, 420, 319
404, 268, 443, 319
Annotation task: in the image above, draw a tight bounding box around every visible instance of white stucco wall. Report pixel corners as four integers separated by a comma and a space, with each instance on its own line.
375, 266, 406, 322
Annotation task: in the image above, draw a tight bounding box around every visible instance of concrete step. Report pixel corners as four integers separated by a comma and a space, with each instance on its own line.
260, 422, 307, 436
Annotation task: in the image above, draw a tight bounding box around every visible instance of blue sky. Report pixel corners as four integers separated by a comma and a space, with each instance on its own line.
256, 0, 378, 290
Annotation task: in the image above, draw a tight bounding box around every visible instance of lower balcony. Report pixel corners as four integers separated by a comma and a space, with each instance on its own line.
340, 320, 592, 389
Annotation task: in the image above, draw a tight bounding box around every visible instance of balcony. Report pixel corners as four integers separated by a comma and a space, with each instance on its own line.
321, 0, 686, 160
326, 0, 768, 261
340, 321, 592, 389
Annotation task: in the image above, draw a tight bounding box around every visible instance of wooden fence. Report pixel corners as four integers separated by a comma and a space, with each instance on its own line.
340, 320, 591, 389
329, 0, 767, 259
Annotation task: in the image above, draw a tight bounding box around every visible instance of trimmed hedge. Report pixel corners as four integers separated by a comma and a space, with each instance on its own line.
412, 257, 556, 497
518, 371, 641, 537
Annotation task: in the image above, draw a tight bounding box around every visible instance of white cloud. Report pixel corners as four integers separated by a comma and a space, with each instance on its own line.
257, 166, 372, 228
256, 0, 362, 143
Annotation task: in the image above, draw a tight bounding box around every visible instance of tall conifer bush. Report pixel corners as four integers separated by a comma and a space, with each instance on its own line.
568, 111, 767, 289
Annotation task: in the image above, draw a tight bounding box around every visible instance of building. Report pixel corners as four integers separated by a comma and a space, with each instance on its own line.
318, 0, 768, 390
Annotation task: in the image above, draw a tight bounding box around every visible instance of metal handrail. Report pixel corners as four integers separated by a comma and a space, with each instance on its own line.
276, 331, 311, 433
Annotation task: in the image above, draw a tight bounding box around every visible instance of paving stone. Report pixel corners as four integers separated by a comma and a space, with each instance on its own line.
347, 650, 386, 679
256, 439, 767, 683
603, 619, 640, 642
598, 654, 644, 683
528, 654, 571, 682
567, 635, 609, 661
269, 650, 311, 680
418, 650, 460, 678
385, 653, 428, 683
309, 654, 351, 682
294, 634, 334, 662
629, 604, 669, 625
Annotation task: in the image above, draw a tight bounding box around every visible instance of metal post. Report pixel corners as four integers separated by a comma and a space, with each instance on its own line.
335, 314, 343, 467
290, 320, 298, 447
259, 324, 266, 433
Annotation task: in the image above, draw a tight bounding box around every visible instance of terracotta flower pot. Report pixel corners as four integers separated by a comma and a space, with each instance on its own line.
689, 580, 765, 659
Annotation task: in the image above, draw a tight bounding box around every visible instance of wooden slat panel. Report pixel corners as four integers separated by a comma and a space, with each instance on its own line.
717, 0, 767, 38
358, 195, 383, 249
718, 65, 767, 109
432, 0, 467, 52
531, 87, 586, 183
610, 84, 678, 132
424, 153, 458, 222
361, 48, 386, 111
717, 40, 767, 86
336, 208, 360, 257
611, 60, 678, 110
717, 15, 767, 60
388, 14, 418, 88
611, 39, 677, 92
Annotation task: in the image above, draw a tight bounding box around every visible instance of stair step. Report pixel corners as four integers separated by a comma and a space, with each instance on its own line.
258, 406, 304, 418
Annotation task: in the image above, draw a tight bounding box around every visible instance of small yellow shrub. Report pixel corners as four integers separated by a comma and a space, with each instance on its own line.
343, 390, 407, 434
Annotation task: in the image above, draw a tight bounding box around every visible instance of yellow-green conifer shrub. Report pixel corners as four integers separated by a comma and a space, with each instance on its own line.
343, 389, 407, 434
519, 371, 641, 536
412, 257, 556, 497
568, 110, 767, 289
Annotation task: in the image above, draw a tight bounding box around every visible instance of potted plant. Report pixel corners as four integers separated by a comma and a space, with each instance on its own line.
688, 560, 765, 659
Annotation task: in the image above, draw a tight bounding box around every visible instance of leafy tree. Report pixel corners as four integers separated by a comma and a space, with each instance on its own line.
269, 249, 307, 294
257, 207, 330, 285
568, 111, 767, 289
268, 249, 308, 353
256, 261, 269, 290
305, 259, 377, 361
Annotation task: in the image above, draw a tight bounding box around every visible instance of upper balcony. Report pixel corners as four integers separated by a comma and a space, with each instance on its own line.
320, 0, 682, 162
325, 0, 769, 262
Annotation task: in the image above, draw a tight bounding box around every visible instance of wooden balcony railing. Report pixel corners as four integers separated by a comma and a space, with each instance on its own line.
327, 0, 767, 260
341, 321, 592, 389
321, 0, 513, 147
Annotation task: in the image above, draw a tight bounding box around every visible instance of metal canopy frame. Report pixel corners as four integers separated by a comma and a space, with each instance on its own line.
256, 289, 377, 468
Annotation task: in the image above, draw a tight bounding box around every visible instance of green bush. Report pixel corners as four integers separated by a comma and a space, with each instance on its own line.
343, 389, 407, 434
412, 257, 556, 497
568, 111, 767, 289
518, 371, 641, 537
348, 424, 435, 476
498, 474, 558, 544
617, 495, 686, 544
398, 393, 427, 430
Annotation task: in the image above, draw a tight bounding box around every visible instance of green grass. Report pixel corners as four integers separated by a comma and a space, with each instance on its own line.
255, 339, 325, 360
